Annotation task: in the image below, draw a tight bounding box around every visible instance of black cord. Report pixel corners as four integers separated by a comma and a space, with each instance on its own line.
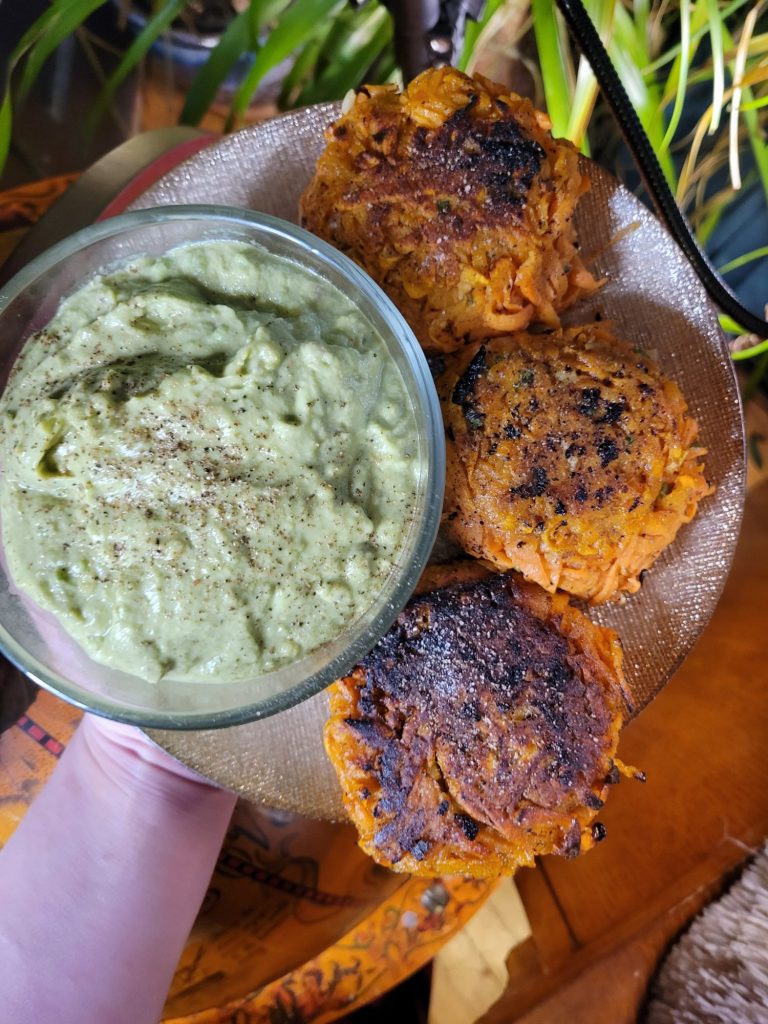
555, 0, 768, 339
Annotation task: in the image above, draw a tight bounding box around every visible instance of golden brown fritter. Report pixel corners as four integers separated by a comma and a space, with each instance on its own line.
324, 565, 630, 878
439, 324, 712, 604
300, 66, 598, 353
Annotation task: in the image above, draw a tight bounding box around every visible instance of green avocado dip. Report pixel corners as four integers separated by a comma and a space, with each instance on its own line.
0, 240, 419, 682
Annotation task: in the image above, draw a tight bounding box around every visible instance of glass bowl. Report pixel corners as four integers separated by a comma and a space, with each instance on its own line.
0, 206, 444, 729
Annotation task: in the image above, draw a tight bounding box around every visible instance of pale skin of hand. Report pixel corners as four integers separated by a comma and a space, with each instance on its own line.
0, 712, 237, 1024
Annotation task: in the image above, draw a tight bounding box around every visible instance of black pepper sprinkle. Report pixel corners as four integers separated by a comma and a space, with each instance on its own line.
512, 465, 549, 499
596, 437, 619, 467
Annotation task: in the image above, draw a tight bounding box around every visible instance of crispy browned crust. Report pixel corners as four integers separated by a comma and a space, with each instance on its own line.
439, 324, 713, 603
324, 565, 629, 877
300, 67, 598, 353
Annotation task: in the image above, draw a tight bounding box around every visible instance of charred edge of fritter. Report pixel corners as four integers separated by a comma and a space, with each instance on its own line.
451, 345, 488, 430
344, 574, 618, 864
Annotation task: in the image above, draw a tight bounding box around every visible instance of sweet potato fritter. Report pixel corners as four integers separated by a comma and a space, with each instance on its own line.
324, 566, 629, 877
300, 67, 598, 353
439, 324, 712, 604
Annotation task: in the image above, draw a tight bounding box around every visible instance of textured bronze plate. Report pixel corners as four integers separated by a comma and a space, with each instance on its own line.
128, 103, 745, 820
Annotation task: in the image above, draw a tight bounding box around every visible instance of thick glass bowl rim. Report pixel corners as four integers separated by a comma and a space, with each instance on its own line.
0, 204, 445, 729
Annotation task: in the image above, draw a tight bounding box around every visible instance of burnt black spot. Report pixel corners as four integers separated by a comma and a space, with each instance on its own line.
410, 839, 430, 861
555, 499, 567, 515
504, 423, 521, 439
512, 465, 549, 499
420, 101, 544, 210
528, 396, 540, 413
455, 813, 479, 841
606, 764, 621, 785
579, 388, 601, 416
598, 401, 625, 425
591, 821, 607, 843
639, 382, 654, 396
597, 437, 619, 467
446, 424, 455, 441
584, 791, 604, 810
629, 495, 641, 512
452, 346, 488, 406
574, 484, 588, 503
437, 800, 450, 817
452, 348, 488, 428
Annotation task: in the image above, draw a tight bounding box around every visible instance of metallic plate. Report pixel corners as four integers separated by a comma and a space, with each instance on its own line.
128, 103, 744, 820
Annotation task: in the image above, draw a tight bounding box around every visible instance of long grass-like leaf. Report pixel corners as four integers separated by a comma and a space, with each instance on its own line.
719, 244, 768, 273
86, 0, 186, 136
566, 0, 616, 151
531, 0, 572, 137
642, 0, 753, 75
728, 4, 759, 190
278, 32, 327, 108
732, 337, 768, 360
660, 0, 693, 149
741, 93, 768, 111
720, 313, 749, 333
19, 0, 106, 101
180, 10, 252, 125
722, 17, 768, 206
231, 0, 343, 123
0, 93, 11, 174
678, 64, 768, 201
706, 0, 726, 132
612, 3, 678, 187
297, 4, 391, 105
459, 0, 507, 72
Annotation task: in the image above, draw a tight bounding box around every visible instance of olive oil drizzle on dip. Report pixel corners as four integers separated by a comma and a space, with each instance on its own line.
0, 241, 419, 683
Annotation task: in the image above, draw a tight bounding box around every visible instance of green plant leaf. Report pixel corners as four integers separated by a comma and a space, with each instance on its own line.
297, 6, 392, 105
86, 0, 186, 136
660, 0, 693, 150
231, 0, 344, 123
612, 4, 677, 188
741, 93, 768, 111
531, 0, 572, 138
458, 0, 507, 72
732, 337, 768, 361
566, 0, 616, 152
719, 244, 768, 274
180, 9, 252, 125
721, 20, 768, 210
706, 0, 726, 132
18, 0, 106, 101
641, 0, 753, 76
0, 93, 11, 175
278, 33, 328, 109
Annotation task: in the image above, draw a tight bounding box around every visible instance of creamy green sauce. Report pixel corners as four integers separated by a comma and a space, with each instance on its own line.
0, 241, 419, 682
